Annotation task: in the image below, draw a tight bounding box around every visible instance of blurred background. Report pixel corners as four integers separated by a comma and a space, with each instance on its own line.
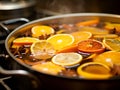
36, 0, 120, 15
0, 0, 120, 20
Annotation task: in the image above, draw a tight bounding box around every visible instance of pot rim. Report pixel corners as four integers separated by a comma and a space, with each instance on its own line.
5, 13, 120, 80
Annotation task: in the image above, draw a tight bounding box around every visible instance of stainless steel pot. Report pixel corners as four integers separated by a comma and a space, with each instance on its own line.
1, 13, 120, 90
0, 0, 36, 20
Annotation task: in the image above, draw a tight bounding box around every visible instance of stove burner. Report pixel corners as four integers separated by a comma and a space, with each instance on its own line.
0, 8, 54, 90
0, 77, 12, 90
0, 18, 31, 90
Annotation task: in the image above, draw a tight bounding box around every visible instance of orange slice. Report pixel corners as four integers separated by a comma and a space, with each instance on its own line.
79, 27, 109, 35
103, 38, 120, 51
13, 37, 40, 45
77, 62, 112, 79
32, 62, 65, 75
76, 19, 99, 26
93, 51, 120, 67
31, 25, 55, 37
47, 34, 74, 50
94, 34, 118, 39
104, 22, 115, 30
30, 40, 56, 59
71, 31, 92, 44
56, 44, 78, 53
78, 39, 105, 53
84, 53, 97, 60
104, 22, 120, 32
52, 52, 83, 66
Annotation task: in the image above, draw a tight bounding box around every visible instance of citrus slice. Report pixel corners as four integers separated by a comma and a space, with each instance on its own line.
104, 22, 115, 30
31, 25, 55, 37
77, 62, 112, 79
93, 51, 120, 67
94, 34, 118, 39
78, 39, 105, 53
47, 34, 74, 50
76, 19, 99, 26
56, 44, 78, 53
30, 40, 56, 59
32, 62, 65, 75
13, 37, 40, 45
79, 27, 109, 35
71, 31, 92, 44
84, 53, 97, 60
104, 22, 120, 32
103, 38, 120, 51
52, 52, 83, 66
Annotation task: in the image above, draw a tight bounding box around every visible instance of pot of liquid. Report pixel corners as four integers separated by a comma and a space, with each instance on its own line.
1, 13, 120, 90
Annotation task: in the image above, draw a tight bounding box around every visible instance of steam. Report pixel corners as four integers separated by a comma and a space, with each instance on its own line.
44, 0, 85, 15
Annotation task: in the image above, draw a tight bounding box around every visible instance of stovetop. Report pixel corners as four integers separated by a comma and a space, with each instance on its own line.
1, 1, 120, 89
0, 23, 34, 90
0, 7, 53, 90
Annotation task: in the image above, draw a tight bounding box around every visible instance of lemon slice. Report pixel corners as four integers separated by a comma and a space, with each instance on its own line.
31, 25, 55, 37
52, 52, 83, 66
13, 37, 40, 45
30, 40, 56, 59
103, 38, 120, 51
77, 62, 112, 79
47, 34, 74, 50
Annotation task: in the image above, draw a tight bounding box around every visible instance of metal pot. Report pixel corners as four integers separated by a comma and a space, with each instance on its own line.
1, 13, 120, 90
0, 0, 36, 20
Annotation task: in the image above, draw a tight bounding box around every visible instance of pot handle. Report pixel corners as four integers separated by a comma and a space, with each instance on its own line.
0, 18, 29, 24
0, 18, 30, 44
0, 66, 41, 89
0, 18, 29, 34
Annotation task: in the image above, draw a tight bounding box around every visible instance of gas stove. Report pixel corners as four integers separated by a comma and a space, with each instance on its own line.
0, 20, 33, 90
0, 6, 54, 90
1, 0, 120, 90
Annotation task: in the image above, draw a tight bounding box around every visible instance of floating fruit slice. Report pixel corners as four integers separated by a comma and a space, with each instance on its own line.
52, 52, 83, 66
32, 62, 65, 75
71, 31, 92, 44
30, 40, 56, 59
78, 39, 105, 53
31, 25, 54, 37
104, 22, 120, 32
76, 19, 99, 26
56, 29, 66, 34
94, 34, 118, 39
47, 34, 74, 50
13, 37, 40, 45
103, 38, 120, 51
93, 51, 120, 67
104, 22, 115, 30
84, 53, 97, 60
77, 62, 112, 79
79, 27, 109, 35
56, 44, 78, 53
